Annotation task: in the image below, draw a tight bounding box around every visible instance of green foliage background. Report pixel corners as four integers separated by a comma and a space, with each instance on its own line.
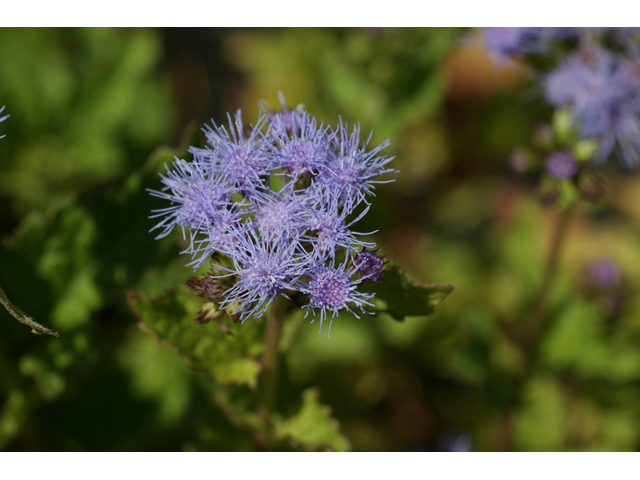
3, 27, 640, 452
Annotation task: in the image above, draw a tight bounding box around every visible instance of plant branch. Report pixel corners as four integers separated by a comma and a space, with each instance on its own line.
525, 207, 573, 347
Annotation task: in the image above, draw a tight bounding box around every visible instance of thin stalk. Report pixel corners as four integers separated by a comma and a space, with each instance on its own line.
495, 207, 574, 452
258, 304, 284, 420
525, 207, 573, 346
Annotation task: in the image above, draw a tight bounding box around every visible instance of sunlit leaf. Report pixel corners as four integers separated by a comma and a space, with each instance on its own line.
274, 388, 351, 452
127, 289, 263, 388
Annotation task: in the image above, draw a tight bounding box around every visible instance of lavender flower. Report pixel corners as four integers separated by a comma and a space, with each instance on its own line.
544, 48, 640, 167
267, 111, 334, 183
148, 95, 396, 336
546, 151, 579, 179
302, 187, 376, 258
318, 122, 396, 204
259, 91, 305, 134
301, 259, 375, 337
199, 110, 274, 192
148, 157, 235, 242
249, 189, 306, 243
215, 225, 313, 321
188, 208, 244, 269
0, 106, 9, 139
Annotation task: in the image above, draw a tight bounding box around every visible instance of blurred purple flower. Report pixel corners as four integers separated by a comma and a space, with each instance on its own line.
544, 48, 640, 167
587, 258, 622, 288
482, 27, 543, 59
481, 27, 583, 60
546, 151, 579, 179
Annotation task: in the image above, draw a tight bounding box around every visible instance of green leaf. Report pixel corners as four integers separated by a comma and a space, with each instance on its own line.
513, 375, 565, 451
0, 284, 58, 337
274, 388, 351, 452
127, 289, 262, 388
359, 265, 454, 321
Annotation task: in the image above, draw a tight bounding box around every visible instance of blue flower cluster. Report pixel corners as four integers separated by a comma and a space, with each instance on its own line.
544, 48, 640, 168
149, 95, 395, 336
481, 28, 640, 169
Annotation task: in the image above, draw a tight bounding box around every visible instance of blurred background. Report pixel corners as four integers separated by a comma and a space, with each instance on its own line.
2, 27, 640, 452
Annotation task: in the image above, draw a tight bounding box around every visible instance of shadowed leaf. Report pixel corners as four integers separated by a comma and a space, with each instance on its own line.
359, 265, 454, 321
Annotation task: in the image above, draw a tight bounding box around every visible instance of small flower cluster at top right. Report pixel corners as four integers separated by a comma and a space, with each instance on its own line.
148, 94, 396, 337
482, 27, 640, 170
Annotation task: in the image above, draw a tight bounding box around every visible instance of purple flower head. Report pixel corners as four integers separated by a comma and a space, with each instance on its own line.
546, 151, 579, 179
353, 248, 385, 282
0, 105, 9, 139
260, 91, 306, 134
302, 188, 376, 258
148, 157, 235, 241
214, 225, 314, 321
544, 49, 640, 167
267, 112, 334, 183
301, 259, 375, 337
201, 110, 274, 192
187, 208, 244, 269
249, 189, 306, 243
318, 122, 396, 204
587, 258, 622, 289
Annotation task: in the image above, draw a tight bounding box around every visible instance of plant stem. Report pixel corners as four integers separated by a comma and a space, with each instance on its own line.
496, 207, 574, 452
525, 207, 573, 346
258, 304, 284, 421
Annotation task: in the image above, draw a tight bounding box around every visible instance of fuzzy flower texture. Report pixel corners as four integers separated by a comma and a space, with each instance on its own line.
148, 95, 396, 337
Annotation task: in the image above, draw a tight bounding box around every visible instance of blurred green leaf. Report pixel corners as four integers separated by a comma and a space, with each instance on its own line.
127, 289, 262, 388
0, 390, 27, 450
360, 265, 454, 321
0, 284, 58, 337
18, 355, 65, 400
514, 375, 565, 451
274, 388, 351, 452
542, 299, 640, 382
